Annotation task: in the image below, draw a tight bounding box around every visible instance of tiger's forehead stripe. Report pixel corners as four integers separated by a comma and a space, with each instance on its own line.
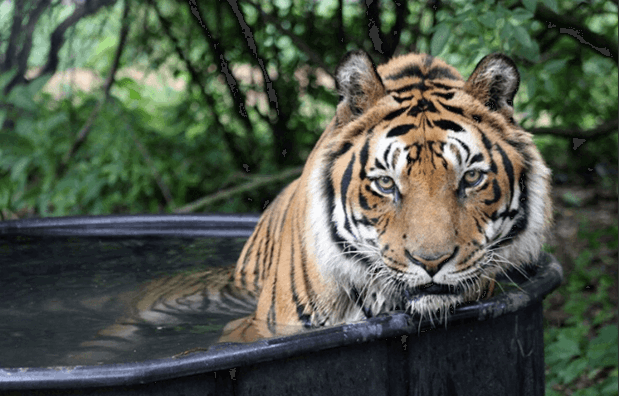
383, 60, 460, 82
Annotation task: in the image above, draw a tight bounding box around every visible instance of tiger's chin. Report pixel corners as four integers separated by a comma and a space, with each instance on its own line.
404, 294, 463, 324
395, 278, 496, 325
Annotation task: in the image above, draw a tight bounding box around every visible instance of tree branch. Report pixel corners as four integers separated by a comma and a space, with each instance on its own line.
1, 0, 24, 73
148, 0, 246, 162
244, 0, 334, 80
188, 0, 259, 166
530, 118, 618, 140
227, 0, 298, 166
534, 4, 618, 64
40, 0, 117, 78
2, 0, 51, 94
57, 0, 128, 177
337, 0, 345, 44
174, 166, 303, 214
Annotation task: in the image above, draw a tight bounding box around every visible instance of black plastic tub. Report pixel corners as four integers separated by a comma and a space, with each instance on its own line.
0, 214, 563, 396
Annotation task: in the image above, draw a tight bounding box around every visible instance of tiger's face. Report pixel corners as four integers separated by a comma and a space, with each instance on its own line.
311, 52, 551, 320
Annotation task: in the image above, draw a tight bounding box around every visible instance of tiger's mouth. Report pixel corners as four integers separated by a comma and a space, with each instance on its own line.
404, 283, 463, 299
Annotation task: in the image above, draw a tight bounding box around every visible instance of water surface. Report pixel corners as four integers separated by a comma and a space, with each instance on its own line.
0, 234, 251, 367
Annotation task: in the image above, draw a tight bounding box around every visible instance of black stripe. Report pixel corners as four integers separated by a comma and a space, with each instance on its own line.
495, 143, 515, 203
374, 158, 386, 170
384, 62, 457, 82
289, 222, 311, 327
438, 101, 464, 116
267, 300, 277, 334
365, 184, 383, 198
477, 180, 490, 192
341, 153, 356, 237
330, 142, 353, 161
477, 129, 497, 173
324, 165, 340, 249
393, 95, 415, 103
383, 143, 393, 166
298, 211, 319, 327
385, 65, 423, 80
450, 137, 470, 162
408, 99, 438, 117
505, 137, 528, 153
260, 223, 272, 291
432, 82, 455, 90
384, 107, 407, 120
484, 179, 502, 205
433, 91, 454, 100
434, 119, 464, 132
359, 138, 370, 179
495, 170, 530, 247
469, 153, 484, 165
426, 66, 459, 80
359, 190, 371, 210
388, 82, 428, 94
387, 124, 417, 138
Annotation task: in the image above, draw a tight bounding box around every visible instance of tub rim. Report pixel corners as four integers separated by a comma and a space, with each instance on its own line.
0, 214, 563, 390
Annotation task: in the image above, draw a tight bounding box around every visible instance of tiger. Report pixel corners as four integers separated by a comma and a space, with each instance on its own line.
72, 50, 552, 358
221, 50, 552, 342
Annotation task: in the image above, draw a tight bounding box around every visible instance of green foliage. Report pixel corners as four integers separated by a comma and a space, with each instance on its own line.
0, 1, 616, 393
544, 224, 618, 395
0, 0, 616, 217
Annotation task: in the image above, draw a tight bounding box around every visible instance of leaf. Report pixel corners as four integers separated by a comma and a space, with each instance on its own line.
430, 24, 451, 56
511, 7, 534, 22
558, 358, 588, 384
128, 88, 141, 100
0, 69, 17, 93
586, 325, 618, 368
519, 39, 540, 62
544, 59, 568, 74
542, 0, 559, 13
10, 157, 30, 182
461, 21, 482, 36
26, 74, 52, 97
40, 113, 69, 134
522, 0, 538, 13
0, 132, 34, 156
500, 23, 514, 41
514, 25, 533, 48
478, 12, 498, 28
6, 85, 37, 112
546, 332, 581, 363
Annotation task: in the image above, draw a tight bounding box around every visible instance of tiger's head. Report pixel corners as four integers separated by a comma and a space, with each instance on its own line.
307, 51, 552, 320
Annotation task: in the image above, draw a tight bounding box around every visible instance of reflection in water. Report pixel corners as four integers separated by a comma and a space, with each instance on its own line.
0, 235, 274, 368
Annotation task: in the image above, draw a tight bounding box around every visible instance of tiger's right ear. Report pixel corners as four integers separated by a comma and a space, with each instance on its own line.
335, 50, 385, 125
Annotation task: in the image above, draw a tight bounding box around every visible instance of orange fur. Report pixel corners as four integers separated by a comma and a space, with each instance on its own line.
221, 51, 552, 342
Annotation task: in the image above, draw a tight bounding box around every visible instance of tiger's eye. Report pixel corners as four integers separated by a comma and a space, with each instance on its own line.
376, 176, 395, 192
463, 170, 483, 186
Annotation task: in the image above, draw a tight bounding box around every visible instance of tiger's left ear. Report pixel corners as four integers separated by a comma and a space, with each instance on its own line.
335, 50, 386, 125
465, 54, 520, 118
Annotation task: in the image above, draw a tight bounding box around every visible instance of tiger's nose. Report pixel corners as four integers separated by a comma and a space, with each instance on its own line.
406, 248, 458, 276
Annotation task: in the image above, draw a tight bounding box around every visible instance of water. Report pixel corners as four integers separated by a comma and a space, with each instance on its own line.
0, 234, 252, 368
